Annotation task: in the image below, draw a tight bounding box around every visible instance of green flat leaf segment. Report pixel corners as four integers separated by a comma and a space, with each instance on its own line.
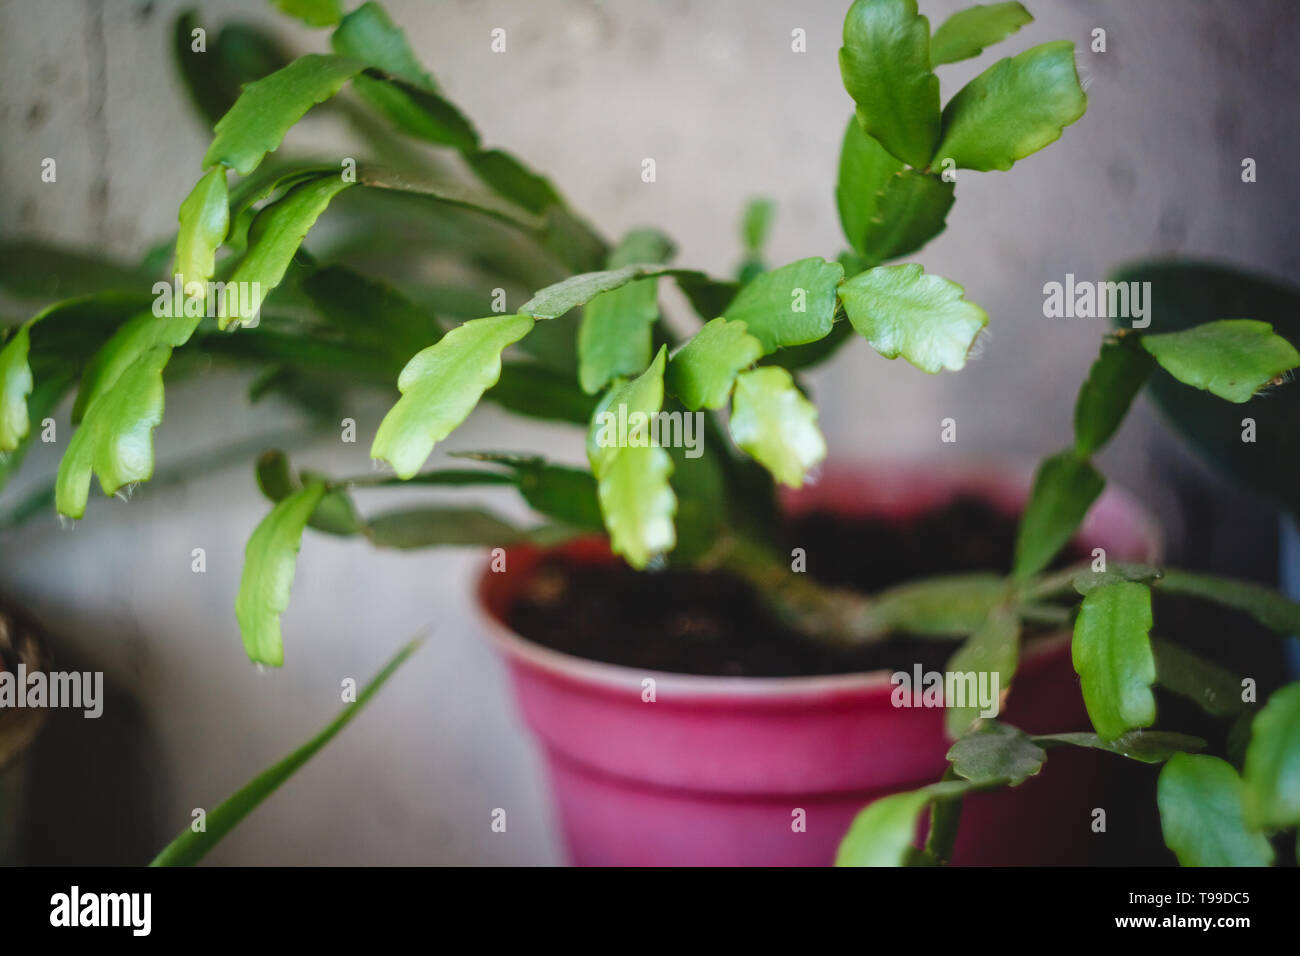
1241, 681, 1300, 828
586, 348, 677, 568
371, 312, 535, 479
1073, 336, 1154, 455
236, 481, 327, 666
839, 263, 988, 373
271, 0, 342, 29
1157, 753, 1274, 867
0, 324, 33, 451
204, 53, 367, 176
220, 175, 355, 329
946, 722, 1044, 786
728, 367, 826, 488
55, 346, 173, 519
862, 573, 1008, 638
172, 167, 230, 297
930, 2, 1032, 66
1035, 730, 1205, 764
722, 257, 843, 354
1157, 569, 1300, 634
839, 0, 940, 168
835, 115, 904, 260
944, 607, 1018, 738
933, 41, 1085, 171
152, 638, 421, 866
72, 310, 201, 424
1012, 449, 1104, 579
1141, 319, 1300, 403
331, 1, 436, 90
1072, 581, 1156, 741
519, 265, 703, 321
667, 317, 762, 411
836, 779, 975, 867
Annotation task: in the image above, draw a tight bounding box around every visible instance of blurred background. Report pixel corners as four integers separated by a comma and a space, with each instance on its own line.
0, 0, 1297, 864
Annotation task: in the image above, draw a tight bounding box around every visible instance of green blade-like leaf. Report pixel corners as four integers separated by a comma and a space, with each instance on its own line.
945, 607, 1018, 738
464, 149, 563, 216
519, 265, 699, 321
1241, 681, 1300, 829
835, 116, 903, 261
172, 167, 230, 299
1157, 753, 1274, 867
947, 722, 1045, 786
71, 311, 201, 424
1073, 335, 1154, 455
578, 232, 671, 394
1157, 569, 1300, 634
220, 175, 355, 329
1034, 730, 1206, 764
932, 41, 1085, 171
270, 0, 342, 28
587, 349, 677, 568
235, 481, 327, 666
350, 73, 480, 152
365, 507, 520, 548
55, 346, 173, 519
1140, 319, 1300, 403
1069, 562, 1162, 595
860, 170, 955, 266
930, 2, 1032, 66
836, 780, 973, 867
1072, 581, 1156, 741
839, 263, 988, 373
838, 0, 940, 168
728, 367, 826, 488
0, 325, 33, 451
1012, 450, 1104, 579
667, 317, 762, 411
516, 465, 603, 532
1151, 637, 1250, 718
862, 573, 1009, 638
722, 257, 843, 354
151, 637, 420, 866
204, 53, 366, 175
330, 1, 436, 90
741, 198, 775, 256
174, 14, 293, 128
371, 313, 535, 478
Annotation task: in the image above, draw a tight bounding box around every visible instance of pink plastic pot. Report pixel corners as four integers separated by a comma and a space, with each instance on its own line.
478, 462, 1161, 866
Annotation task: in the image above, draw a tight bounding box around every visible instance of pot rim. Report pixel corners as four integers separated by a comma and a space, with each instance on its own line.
476, 458, 1162, 699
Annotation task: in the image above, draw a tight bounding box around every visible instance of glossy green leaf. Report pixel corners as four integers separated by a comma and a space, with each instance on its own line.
836, 780, 973, 867
761, 319, 856, 372
587, 349, 677, 568
1072, 581, 1156, 741
839, 263, 988, 373
1034, 730, 1206, 764
839, 0, 940, 168
54, 347, 173, 519
1151, 637, 1250, 718
728, 367, 825, 488
578, 231, 672, 394
236, 481, 326, 665
464, 149, 563, 216
1013, 450, 1104, 579
862, 171, 955, 266
520, 265, 697, 321
72, 311, 201, 423
220, 176, 355, 329
835, 116, 903, 260
1140, 319, 1300, 403
861, 573, 1008, 638
172, 167, 230, 299
225, 166, 337, 255
371, 313, 535, 478
350, 73, 479, 152
930, 2, 1032, 66
365, 507, 519, 548
255, 449, 297, 502
933, 42, 1086, 171
204, 54, 366, 175
271, 0, 341, 28
152, 637, 420, 866
1073, 335, 1154, 455
0, 325, 33, 451
667, 317, 762, 411
1157, 753, 1274, 867
945, 607, 1018, 738
1157, 569, 1300, 634
330, 1, 435, 90
723, 258, 843, 354
1241, 681, 1300, 828
947, 722, 1045, 786
741, 198, 775, 255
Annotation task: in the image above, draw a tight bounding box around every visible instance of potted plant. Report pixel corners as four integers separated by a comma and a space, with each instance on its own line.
2, 0, 1298, 867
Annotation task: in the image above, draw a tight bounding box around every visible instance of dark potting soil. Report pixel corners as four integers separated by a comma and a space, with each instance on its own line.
507, 496, 1076, 678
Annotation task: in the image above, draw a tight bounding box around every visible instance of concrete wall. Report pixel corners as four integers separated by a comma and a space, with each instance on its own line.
0, 0, 1296, 864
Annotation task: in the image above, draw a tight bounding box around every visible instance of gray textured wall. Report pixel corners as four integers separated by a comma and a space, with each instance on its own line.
0, 0, 1296, 864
